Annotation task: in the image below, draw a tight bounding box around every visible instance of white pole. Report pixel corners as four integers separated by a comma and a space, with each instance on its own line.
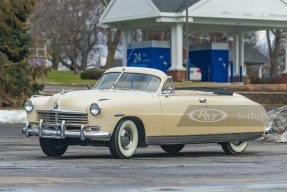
233, 33, 240, 75
283, 29, 287, 74
170, 23, 184, 71
122, 30, 128, 66
186, 0, 190, 80
239, 33, 245, 76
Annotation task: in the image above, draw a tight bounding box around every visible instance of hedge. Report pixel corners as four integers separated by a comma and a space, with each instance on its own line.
80, 69, 105, 80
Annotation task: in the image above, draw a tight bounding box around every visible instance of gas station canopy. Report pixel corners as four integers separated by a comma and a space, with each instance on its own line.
100, 0, 287, 81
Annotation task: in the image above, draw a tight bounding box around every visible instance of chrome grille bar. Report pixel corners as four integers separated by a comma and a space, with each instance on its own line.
37, 110, 88, 125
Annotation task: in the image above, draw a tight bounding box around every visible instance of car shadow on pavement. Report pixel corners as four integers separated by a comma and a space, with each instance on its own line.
36, 150, 255, 160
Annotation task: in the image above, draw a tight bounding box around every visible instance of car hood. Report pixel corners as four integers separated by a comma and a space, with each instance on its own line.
37, 90, 155, 112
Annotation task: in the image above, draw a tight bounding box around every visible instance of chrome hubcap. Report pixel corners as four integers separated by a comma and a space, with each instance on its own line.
120, 127, 133, 150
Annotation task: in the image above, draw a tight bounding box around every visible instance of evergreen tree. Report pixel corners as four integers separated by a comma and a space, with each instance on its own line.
0, 0, 44, 107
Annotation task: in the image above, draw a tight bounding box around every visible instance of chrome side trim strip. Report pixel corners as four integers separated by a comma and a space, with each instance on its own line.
114, 114, 125, 117
145, 132, 263, 145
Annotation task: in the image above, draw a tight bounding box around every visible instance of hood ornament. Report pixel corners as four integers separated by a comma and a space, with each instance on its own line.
54, 102, 60, 110
60, 89, 72, 95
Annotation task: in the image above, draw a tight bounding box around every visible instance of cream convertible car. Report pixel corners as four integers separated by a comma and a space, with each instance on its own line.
22, 67, 273, 159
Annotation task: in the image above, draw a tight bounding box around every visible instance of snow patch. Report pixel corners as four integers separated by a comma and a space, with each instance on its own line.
264, 106, 287, 143
0, 110, 26, 124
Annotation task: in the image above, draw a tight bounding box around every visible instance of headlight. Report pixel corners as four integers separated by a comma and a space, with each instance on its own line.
24, 99, 34, 113
90, 103, 101, 116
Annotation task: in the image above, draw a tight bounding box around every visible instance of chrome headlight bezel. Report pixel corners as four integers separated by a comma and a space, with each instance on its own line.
24, 99, 34, 113
90, 103, 101, 116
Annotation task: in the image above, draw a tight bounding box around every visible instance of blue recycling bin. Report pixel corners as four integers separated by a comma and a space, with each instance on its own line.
127, 41, 171, 73
189, 43, 229, 83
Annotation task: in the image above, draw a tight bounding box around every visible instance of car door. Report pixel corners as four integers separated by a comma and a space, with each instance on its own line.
159, 94, 209, 136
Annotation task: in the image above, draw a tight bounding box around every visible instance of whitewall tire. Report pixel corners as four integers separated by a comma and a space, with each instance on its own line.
221, 141, 248, 155
109, 120, 139, 159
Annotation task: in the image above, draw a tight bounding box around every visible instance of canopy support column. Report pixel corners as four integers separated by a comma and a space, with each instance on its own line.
233, 33, 240, 76
239, 33, 245, 78
168, 23, 185, 81
122, 30, 132, 66
170, 23, 184, 71
281, 29, 287, 83
283, 29, 287, 74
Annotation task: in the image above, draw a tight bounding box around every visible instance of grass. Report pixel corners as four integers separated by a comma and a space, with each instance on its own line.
43, 70, 97, 85
42, 70, 287, 92
44, 71, 206, 87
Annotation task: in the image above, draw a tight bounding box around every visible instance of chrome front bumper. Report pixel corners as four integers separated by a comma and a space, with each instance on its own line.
22, 119, 111, 141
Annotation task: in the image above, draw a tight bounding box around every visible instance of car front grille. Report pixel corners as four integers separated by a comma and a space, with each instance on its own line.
37, 110, 88, 125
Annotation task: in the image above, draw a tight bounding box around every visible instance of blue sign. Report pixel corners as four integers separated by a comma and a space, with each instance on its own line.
127, 47, 171, 73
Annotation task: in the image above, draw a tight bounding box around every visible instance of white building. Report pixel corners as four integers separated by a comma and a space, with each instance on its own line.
100, 0, 287, 82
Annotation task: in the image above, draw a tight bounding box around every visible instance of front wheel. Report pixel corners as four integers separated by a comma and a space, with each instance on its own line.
221, 141, 248, 155
109, 119, 139, 159
160, 144, 185, 154
39, 138, 68, 157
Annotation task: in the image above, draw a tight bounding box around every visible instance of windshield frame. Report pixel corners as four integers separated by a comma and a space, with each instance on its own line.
94, 72, 121, 90
94, 71, 162, 93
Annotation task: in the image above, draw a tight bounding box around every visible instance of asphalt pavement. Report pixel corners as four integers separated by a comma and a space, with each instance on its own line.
1, 124, 287, 192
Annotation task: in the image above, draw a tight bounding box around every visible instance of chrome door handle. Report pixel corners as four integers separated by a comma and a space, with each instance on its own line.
199, 98, 207, 103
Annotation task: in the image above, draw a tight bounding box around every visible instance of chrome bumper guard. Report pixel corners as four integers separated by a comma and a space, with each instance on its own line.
22, 119, 111, 141
265, 127, 274, 135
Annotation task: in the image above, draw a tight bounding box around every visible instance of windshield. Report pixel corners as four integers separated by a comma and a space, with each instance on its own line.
95, 72, 161, 92
95, 72, 121, 90
114, 73, 161, 93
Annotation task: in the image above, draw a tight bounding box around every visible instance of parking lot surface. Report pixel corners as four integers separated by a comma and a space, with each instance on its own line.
1, 123, 287, 192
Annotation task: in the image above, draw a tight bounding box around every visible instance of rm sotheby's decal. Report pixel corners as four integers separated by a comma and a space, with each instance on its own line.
188, 109, 228, 123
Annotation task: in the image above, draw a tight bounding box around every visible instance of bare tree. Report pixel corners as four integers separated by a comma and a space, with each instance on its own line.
189, 32, 228, 44
244, 33, 257, 47
30, 0, 103, 71
266, 29, 285, 77
101, 0, 122, 69
141, 30, 170, 41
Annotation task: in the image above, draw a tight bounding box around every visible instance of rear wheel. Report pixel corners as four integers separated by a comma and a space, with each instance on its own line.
221, 141, 248, 155
160, 144, 185, 154
109, 119, 139, 159
39, 138, 68, 157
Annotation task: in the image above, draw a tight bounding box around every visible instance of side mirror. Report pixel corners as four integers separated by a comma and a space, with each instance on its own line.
87, 85, 91, 90
162, 87, 174, 95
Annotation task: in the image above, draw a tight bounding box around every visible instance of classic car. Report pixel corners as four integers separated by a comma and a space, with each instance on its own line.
22, 67, 273, 159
